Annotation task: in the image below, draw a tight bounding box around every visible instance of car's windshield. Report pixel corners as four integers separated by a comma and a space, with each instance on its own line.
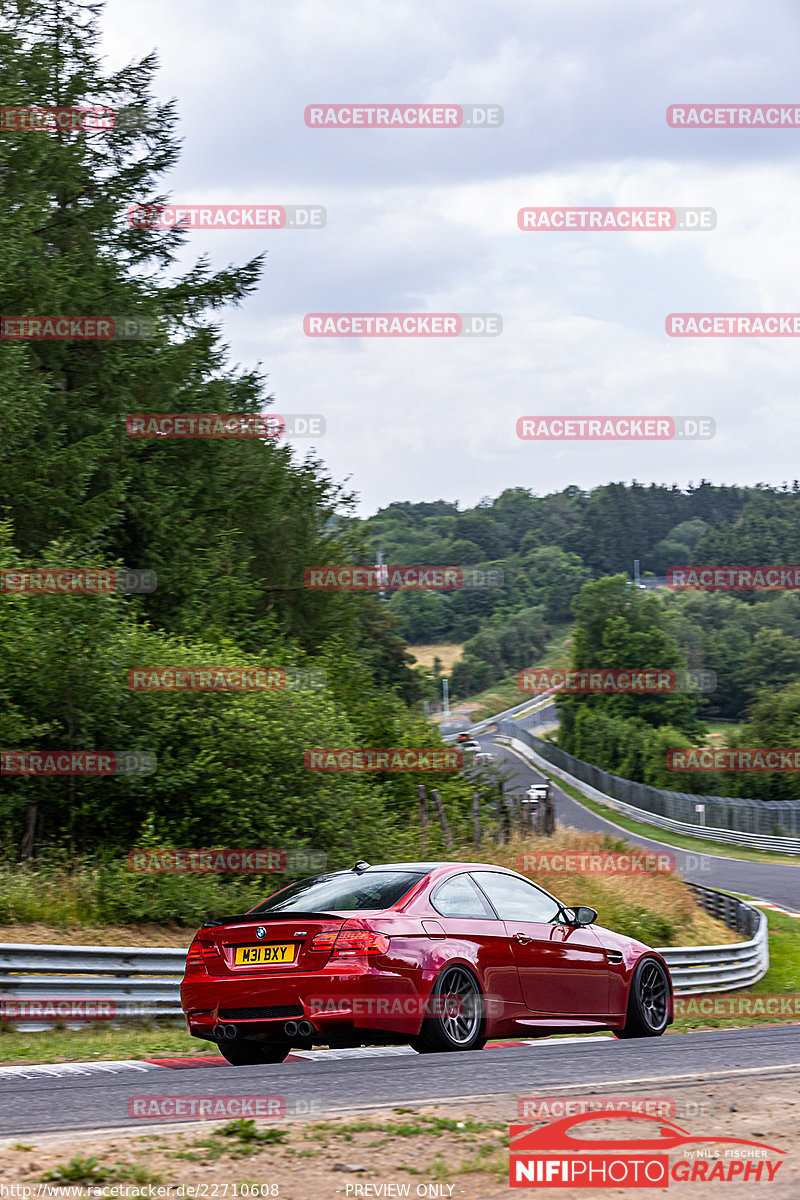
249, 870, 426, 913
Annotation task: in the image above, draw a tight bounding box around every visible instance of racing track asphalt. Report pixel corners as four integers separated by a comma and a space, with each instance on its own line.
0, 1027, 797, 1137
484, 737, 800, 911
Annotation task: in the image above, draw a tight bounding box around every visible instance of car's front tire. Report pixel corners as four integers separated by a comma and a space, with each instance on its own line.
217, 1038, 292, 1065
614, 958, 670, 1039
411, 965, 487, 1054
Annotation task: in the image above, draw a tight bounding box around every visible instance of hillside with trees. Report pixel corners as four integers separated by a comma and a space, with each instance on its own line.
0, 0, 449, 865
361, 486, 800, 800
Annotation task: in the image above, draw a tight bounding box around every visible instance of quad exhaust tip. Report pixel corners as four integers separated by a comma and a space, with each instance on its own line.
213, 1023, 238, 1040
284, 1019, 314, 1039
214, 1019, 315, 1041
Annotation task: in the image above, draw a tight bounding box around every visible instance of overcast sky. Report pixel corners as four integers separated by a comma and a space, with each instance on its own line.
101, 0, 800, 516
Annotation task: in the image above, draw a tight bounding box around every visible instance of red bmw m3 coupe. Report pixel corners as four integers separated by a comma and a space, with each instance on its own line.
180, 860, 673, 1064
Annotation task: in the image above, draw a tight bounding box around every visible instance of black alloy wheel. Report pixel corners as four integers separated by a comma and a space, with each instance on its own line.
410, 965, 487, 1053
614, 958, 670, 1038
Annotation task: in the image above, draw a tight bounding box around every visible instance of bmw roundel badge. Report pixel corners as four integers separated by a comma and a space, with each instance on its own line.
256, 926, 266, 939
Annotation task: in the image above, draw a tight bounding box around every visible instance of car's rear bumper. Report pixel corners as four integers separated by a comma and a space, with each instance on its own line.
181, 962, 432, 1041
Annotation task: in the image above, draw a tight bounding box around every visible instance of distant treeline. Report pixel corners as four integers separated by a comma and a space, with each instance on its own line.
360, 483, 800, 702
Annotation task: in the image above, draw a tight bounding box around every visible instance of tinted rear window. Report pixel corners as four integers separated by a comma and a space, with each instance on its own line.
250, 871, 426, 913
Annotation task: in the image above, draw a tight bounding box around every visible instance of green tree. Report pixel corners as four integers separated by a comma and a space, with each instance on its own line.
558, 575, 701, 759
520, 546, 590, 622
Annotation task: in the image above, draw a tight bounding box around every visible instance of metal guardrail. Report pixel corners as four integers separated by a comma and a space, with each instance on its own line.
0, 880, 769, 1026
0, 943, 187, 1023
440, 692, 558, 742
497, 721, 800, 851
659, 886, 769, 994
0, 945, 186, 976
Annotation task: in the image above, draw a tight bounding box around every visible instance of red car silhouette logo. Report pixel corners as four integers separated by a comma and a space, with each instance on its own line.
510, 1110, 785, 1155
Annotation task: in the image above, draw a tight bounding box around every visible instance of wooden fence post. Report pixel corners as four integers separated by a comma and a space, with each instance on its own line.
541, 784, 555, 835
430, 788, 453, 850
20, 802, 37, 861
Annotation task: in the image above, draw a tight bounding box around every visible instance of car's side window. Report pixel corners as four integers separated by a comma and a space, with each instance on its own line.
431, 873, 498, 919
471, 872, 561, 923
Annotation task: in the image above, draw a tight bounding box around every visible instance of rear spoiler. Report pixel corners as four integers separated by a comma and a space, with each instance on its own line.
202, 910, 344, 928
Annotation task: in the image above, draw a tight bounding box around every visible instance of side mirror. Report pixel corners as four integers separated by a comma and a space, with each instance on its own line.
573, 906, 598, 926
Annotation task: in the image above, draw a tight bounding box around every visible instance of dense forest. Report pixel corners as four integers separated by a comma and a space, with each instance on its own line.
361, 487, 800, 801
362, 483, 800, 702
0, 0, 462, 864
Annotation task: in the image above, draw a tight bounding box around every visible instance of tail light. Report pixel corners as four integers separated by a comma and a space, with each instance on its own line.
186, 934, 222, 972
186, 934, 206, 972
309, 928, 390, 957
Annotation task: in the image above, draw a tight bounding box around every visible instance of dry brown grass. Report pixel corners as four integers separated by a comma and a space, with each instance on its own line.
0, 832, 738, 951
406, 643, 463, 672
0, 922, 189, 947
484, 828, 741, 947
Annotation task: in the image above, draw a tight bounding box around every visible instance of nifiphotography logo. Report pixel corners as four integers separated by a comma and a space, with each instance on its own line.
509, 1111, 785, 1187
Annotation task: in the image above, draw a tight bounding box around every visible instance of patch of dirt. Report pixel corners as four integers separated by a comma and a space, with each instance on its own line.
0, 922, 188, 947
1, 1072, 797, 1198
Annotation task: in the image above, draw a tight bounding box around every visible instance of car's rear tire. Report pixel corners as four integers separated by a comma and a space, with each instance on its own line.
410, 965, 487, 1054
614, 958, 670, 1039
217, 1038, 292, 1065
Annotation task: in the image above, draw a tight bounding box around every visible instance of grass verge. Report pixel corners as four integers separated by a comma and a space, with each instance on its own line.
0, 1021, 211, 1065
670, 906, 800, 1032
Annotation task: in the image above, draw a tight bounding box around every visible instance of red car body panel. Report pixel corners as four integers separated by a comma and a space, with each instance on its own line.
180, 862, 673, 1047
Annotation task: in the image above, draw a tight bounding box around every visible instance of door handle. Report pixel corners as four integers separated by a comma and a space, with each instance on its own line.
514, 933, 533, 944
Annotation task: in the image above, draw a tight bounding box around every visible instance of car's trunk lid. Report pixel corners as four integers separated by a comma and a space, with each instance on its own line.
202, 912, 347, 973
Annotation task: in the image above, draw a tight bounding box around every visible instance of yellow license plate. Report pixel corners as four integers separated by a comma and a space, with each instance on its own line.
234, 943, 296, 966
